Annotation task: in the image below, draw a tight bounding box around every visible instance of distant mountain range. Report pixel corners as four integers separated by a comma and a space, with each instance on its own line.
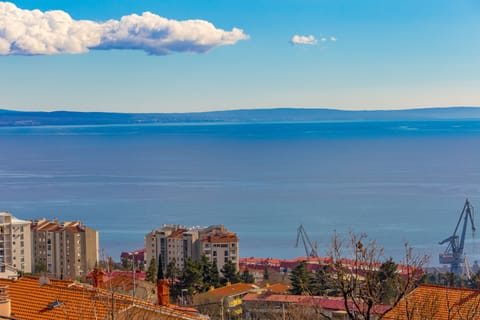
1, 107, 480, 127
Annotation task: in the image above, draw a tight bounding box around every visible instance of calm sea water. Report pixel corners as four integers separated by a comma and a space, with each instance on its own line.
1, 120, 480, 266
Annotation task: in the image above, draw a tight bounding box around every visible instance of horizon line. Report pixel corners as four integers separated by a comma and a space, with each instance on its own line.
2, 105, 480, 115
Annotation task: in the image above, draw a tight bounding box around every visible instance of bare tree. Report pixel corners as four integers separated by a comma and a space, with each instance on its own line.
326, 232, 428, 320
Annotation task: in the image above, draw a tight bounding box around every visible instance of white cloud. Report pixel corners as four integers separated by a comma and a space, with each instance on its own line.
330, 36, 337, 42
290, 35, 317, 45
0, 2, 249, 55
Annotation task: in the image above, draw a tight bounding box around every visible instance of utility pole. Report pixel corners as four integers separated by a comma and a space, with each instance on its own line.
131, 253, 136, 298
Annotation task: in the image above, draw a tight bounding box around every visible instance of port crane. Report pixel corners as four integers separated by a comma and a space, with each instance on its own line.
295, 224, 319, 258
439, 199, 476, 275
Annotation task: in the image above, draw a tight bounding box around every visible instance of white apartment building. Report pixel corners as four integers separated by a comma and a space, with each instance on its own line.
145, 224, 239, 273
0, 211, 32, 274
201, 232, 239, 272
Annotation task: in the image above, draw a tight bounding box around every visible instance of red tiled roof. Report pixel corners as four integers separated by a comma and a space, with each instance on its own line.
240, 256, 416, 276
243, 293, 390, 314
202, 232, 238, 243
243, 293, 305, 304
0, 276, 205, 320
168, 228, 188, 239
208, 283, 258, 298
383, 284, 480, 320
264, 283, 290, 294
31, 220, 87, 233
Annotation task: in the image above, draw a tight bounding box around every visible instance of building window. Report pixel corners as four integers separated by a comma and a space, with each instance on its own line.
213, 251, 217, 257
224, 250, 228, 256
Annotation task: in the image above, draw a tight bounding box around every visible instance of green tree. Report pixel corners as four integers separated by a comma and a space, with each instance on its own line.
200, 256, 220, 290
310, 265, 330, 296
166, 258, 180, 284
221, 260, 241, 285
288, 261, 311, 295
121, 257, 131, 270
378, 257, 399, 303
146, 257, 157, 283
263, 267, 270, 280
181, 258, 203, 295
241, 268, 255, 283
35, 260, 47, 274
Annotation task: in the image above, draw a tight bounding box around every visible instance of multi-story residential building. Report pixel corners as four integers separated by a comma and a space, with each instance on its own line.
0, 211, 32, 274
31, 219, 98, 280
145, 224, 239, 273
201, 231, 239, 272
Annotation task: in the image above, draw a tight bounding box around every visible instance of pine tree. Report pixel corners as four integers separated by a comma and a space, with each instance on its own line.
166, 258, 180, 284
200, 255, 220, 290
241, 268, 255, 283
263, 267, 270, 280
146, 257, 157, 283
221, 260, 241, 285
310, 265, 330, 296
289, 261, 311, 295
378, 257, 399, 303
181, 258, 203, 294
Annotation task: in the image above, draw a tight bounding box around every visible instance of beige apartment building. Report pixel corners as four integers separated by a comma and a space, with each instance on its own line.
31, 219, 98, 280
0, 211, 32, 274
145, 224, 239, 273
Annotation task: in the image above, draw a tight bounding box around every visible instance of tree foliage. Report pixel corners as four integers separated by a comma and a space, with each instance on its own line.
241, 268, 255, 284
263, 266, 270, 280
285, 233, 428, 320
221, 260, 241, 285
289, 261, 311, 295
145, 257, 157, 283
325, 232, 427, 320
201, 255, 221, 290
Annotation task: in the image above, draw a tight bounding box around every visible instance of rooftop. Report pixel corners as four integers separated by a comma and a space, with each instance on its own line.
202, 232, 238, 243
0, 276, 206, 320
168, 228, 189, 239
383, 284, 480, 320
31, 219, 88, 233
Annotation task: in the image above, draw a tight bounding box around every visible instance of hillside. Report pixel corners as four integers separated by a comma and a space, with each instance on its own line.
1, 107, 480, 126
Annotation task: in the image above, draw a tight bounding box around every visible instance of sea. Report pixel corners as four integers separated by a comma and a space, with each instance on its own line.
1, 120, 480, 267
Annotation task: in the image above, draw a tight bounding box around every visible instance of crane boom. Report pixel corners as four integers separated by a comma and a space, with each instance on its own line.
439, 199, 476, 274
295, 224, 319, 258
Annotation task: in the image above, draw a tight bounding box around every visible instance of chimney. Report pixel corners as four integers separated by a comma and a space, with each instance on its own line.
92, 267, 105, 289
157, 279, 170, 306
156, 254, 170, 306
0, 286, 11, 318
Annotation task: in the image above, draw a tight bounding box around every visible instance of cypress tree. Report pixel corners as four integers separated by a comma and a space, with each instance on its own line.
157, 254, 164, 280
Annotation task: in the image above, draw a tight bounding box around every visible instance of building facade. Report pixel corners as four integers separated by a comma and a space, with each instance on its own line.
0, 211, 32, 274
145, 224, 239, 273
31, 219, 98, 279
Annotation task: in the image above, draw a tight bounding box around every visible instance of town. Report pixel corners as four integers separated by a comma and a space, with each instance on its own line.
1, 209, 480, 320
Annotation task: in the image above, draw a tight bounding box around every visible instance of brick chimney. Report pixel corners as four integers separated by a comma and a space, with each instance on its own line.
156, 254, 170, 306
157, 279, 170, 306
92, 267, 105, 289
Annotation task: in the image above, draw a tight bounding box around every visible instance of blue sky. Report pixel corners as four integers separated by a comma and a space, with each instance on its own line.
0, 0, 479, 112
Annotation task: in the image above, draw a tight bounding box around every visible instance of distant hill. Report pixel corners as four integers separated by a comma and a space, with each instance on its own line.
1, 107, 480, 127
